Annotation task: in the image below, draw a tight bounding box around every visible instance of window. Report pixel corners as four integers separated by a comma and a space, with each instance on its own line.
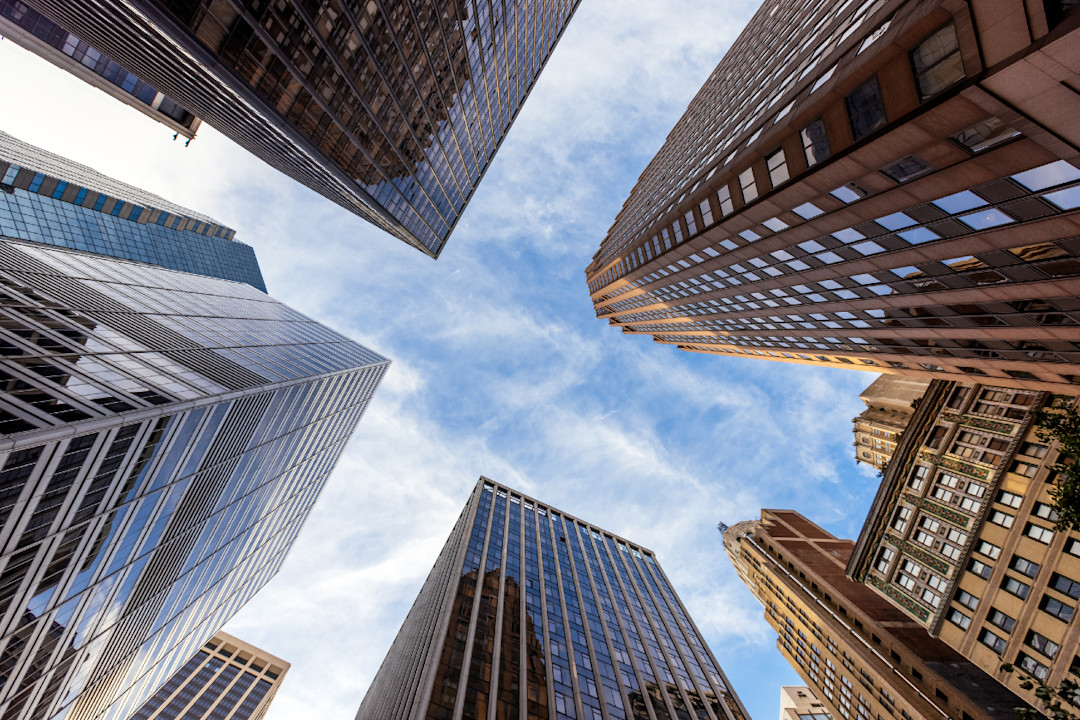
989, 510, 1014, 528
876, 547, 895, 574
892, 506, 912, 532
767, 148, 789, 186
717, 185, 734, 215
1025, 630, 1060, 659
1051, 572, 1080, 599
978, 628, 1007, 654
947, 608, 971, 629
1002, 576, 1031, 599
997, 490, 1023, 508
1040, 594, 1074, 622
684, 211, 697, 236
880, 155, 931, 183
800, 118, 831, 167
987, 608, 1016, 633
1010, 555, 1040, 578
1020, 442, 1049, 459
1025, 522, 1054, 544
1017, 652, 1050, 681
1034, 503, 1059, 523
699, 198, 714, 226
955, 589, 979, 610
968, 559, 992, 579
846, 76, 887, 140
951, 117, 1020, 153
911, 24, 963, 100
739, 168, 758, 202
1011, 459, 1039, 477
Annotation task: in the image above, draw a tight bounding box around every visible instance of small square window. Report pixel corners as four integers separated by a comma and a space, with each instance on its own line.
959, 208, 1013, 230
932, 190, 986, 214
792, 201, 823, 219
881, 155, 931, 183
876, 211, 916, 230
951, 117, 1020, 153
830, 183, 867, 204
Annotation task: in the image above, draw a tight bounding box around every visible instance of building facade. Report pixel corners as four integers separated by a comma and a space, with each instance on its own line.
21, 0, 581, 257
778, 686, 831, 720
586, 0, 1080, 392
0, 131, 265, 291
127, 631, 288, 720
848, 380, 1080, 709
723, 511, 1024, 720
853, 376, 929, 469
357, 477, 749, 720
0, 236, 389, 720
0, 0, 201, 139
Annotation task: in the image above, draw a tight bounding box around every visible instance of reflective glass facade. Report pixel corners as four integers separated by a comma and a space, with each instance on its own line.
128, 631, 288, 720
0, 132, 264, 292
586, 0, 1080, 393
23, 0, 581, 257
0, 0, 200, 139
357, 478, 748, 720
0, 236, 389, 720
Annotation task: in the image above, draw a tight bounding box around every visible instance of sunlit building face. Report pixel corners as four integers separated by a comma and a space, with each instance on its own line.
357, 478, 749, 720
587, 0, 1080, 393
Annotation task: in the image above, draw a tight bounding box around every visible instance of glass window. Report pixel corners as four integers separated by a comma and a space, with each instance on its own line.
898, 227, 939, 244
1025, 522, 1053, 544
1012, 160, 1080, 191
959, 208, 1014, 230
1017, 652, 1050, 681
717, 185, 735, 215
947, 608, 971, 629
699, 198, 714, 226
1045, 185, 1080, 210
767, 148, 790, 186
801, 118, 831, 166
1051, 572, 1080, 599
978, 628, 1007, 654
881, 155, 931, 183
831, 183, 867, 204
793, 201, 824, 219
988, 608, 1016, 633
739, 168, 758, 202
1002, 576, 1031, 599
932, 190, 986, 214
911, 24, 964, 100
1010, 555, 1040, 578
1025, 630, 1060, 659
1040, 594, 1074, 622
876, 211, 916, 230
846, 76, 887, 140
951, 117, 1020, 153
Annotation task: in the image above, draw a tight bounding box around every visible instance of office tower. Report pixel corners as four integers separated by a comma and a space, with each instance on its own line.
127, 631, 288, 720
21, 0, 581, 258
357, 477, 749, 720
778, 686, 830, 720
722, 511, 1024, 720
0, 235, 389, 720
852, 376, 928, 469
586, 0, 1080, 393
0, 1, 201, 140
848, 380, 1080, 709
0, 131, 265, 291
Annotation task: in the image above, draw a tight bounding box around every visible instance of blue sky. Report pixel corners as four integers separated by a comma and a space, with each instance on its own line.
0, 2, 884, 718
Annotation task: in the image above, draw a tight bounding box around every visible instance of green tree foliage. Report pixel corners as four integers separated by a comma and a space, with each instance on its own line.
1001, 662, 1080, 720
1032, 398, 1080, 532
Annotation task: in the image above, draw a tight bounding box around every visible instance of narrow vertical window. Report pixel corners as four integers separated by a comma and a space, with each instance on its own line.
739, 168, 758, 202
801, 118, 830, 166
911, 24, 963, 100
846, 76, 887, 140
766, 148, 789, 186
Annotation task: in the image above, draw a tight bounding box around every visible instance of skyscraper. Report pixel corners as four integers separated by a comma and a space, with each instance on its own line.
0, 236, 388, 720
586, 0, 1080, 393
356, 477, 749, 720
127, 631, 288, 720
722, 510, 1025, 720
847, 380, 1080, 710
20, 0, 581, 257
0, 131, 265, 291
0, 0, 201, 140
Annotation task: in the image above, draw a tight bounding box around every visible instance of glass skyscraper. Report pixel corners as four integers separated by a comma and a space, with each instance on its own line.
0, 131, 265, 291
0, 236, 388, 720
357, 478, 748, 720
20, 0, 581, 257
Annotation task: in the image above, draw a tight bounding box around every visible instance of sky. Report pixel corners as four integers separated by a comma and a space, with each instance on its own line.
0, 2, 886, 719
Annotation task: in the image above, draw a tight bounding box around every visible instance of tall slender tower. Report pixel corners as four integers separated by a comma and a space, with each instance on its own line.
357, 477, 749, 720
127, 631, 288, 720
0, 130, 264, 291
587, 0, 1080, 393
19, 0, 582, 257
0, 0, 201, 140
0, 236, 388, 720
